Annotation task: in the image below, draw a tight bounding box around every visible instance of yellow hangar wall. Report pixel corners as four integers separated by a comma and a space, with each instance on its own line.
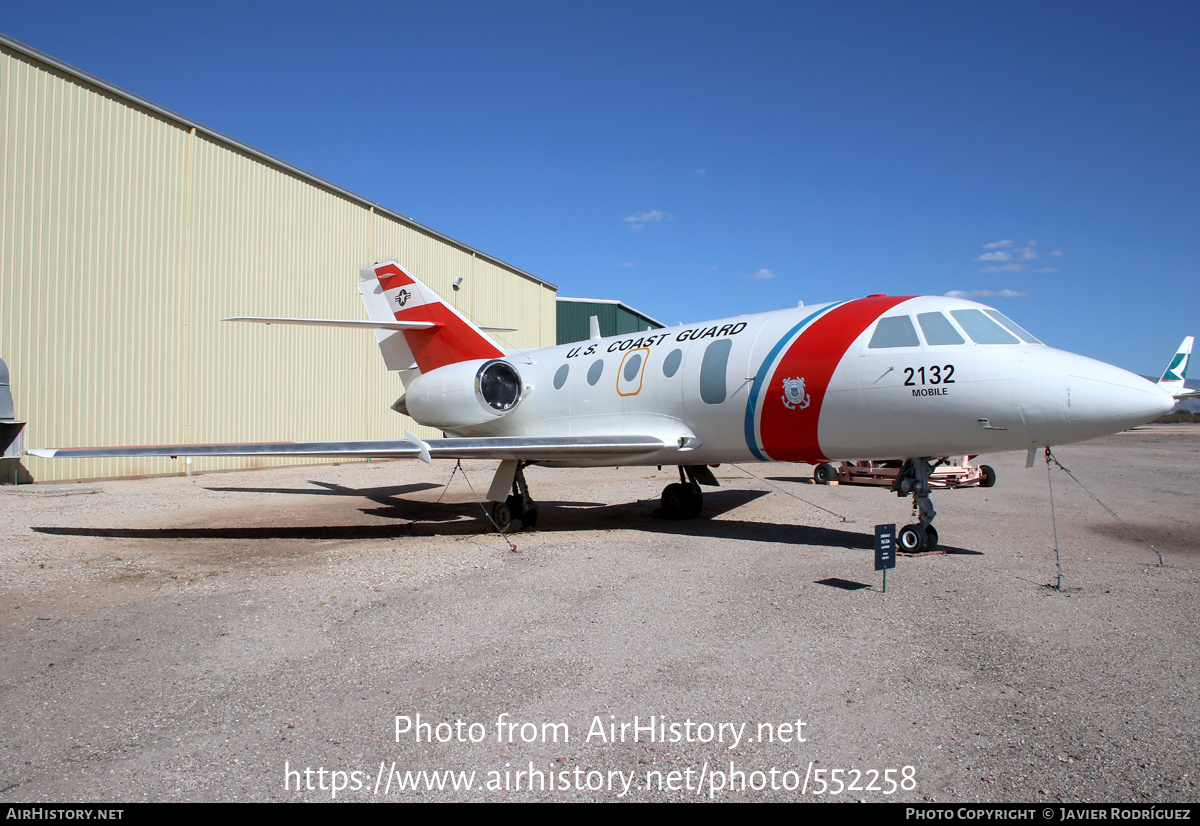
0, 37, 558, 482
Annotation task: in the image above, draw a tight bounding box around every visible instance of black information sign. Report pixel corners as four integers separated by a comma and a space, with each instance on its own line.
875, 524, 896, 571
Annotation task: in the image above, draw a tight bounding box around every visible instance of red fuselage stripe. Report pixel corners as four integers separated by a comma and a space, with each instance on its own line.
758, 295, 914, 462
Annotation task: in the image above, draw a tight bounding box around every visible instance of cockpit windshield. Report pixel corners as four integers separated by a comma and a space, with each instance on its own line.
868, 308, 1045, 348
984, 310, 1042, 344
950, 309, 1020, 345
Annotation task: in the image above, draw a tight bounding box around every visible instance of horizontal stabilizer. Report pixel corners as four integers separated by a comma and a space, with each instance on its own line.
226, 317, 438, 331
29, 435, 665, 462
227, 317, 513, 332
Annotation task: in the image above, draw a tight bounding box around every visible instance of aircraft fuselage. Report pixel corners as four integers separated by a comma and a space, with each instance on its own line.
415, 294, 1173, 468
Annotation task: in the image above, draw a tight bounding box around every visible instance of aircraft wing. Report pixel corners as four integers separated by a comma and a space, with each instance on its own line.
27, 435, 665, 462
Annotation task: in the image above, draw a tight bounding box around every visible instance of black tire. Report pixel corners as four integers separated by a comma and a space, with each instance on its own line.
898, 523, 926, 553
923, 524, 939, 552
813, 463, 837, 484
979, 465, 997, 488
663, 483, 704, 519
661, 483, 688, 519
491, 500, 522, 533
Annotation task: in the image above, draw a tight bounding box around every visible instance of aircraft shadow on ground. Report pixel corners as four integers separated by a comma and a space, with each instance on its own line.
205, 480, 442, 506
31, 481, 979, 554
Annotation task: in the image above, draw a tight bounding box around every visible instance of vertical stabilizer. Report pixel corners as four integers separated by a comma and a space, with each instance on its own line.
1158, 336, 1193, 397
358, 260, 504, 374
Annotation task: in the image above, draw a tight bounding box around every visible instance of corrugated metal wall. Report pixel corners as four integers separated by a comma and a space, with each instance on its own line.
557, 300, 662, 345
1, 40, 557, 482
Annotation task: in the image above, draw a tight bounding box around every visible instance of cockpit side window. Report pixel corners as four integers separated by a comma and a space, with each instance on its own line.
868, 316, 920, 348
917, 312, 965, 345
985, 310, 1042, 344
950, 309, 1020, 344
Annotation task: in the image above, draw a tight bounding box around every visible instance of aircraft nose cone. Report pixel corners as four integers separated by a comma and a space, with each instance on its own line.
1021, 350, 1175, 446
1066, 358, 1175, 433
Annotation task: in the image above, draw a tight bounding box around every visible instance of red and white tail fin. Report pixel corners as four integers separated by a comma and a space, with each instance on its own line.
357, 260, 504, 374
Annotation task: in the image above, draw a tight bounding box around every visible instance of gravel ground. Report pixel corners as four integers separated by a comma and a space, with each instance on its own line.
1, 426, 1197, 802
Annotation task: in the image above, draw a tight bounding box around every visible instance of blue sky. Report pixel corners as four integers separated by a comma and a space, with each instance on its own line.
5, 1, 1198, 375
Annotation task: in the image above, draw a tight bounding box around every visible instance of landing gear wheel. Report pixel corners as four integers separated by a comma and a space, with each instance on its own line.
491, 499, 522, 533
922, 524, 939, 552
979, 465, 997, 488
898, 523, 926, 553
662, 483, 688, 519
661, 483, 703, 519
506, 494, 540, 531
813, 463, 837, 484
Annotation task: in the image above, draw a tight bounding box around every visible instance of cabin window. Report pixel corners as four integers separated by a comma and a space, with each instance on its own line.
985, 310, 1042, 344
868, 316, 920, 348
917, 312, 965, 345
623, 353, 643, 381
663, 348, 683, 378
587, 359, 604, 386
699, 339, 732, 404
553, 364, 569, 389
951, 309, 1019, 344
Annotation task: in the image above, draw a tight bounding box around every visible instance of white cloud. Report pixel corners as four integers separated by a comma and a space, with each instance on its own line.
623, 210, 671, 230
945, 289, 1029, 299
974, 239, 1060, 275
740, 268, 775, 279
693, 168, 707, 175
618, 261, 637, 268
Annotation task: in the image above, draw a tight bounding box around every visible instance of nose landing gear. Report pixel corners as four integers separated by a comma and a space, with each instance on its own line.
894, 458, 939, 553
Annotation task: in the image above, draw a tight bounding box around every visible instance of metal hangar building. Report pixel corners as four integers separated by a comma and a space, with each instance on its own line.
556, 297, 663, 346
0, 34, 559, 483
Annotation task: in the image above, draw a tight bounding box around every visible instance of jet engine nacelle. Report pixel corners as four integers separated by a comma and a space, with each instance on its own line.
404, 359, 524, 429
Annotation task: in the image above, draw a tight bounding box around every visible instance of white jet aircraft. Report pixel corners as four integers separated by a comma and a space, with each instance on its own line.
31, 260, 1176, 552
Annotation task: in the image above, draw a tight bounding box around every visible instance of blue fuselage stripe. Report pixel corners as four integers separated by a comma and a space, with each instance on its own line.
743, 303, 844, 461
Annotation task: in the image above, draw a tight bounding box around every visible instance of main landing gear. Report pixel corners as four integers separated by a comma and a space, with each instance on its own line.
660, 465, 719, 519
490, 461, 538, 533
893, 458, 939, 553
487, 462, 720, 531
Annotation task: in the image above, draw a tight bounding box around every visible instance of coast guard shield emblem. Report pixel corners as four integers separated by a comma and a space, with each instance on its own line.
781, 377, 811, 410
